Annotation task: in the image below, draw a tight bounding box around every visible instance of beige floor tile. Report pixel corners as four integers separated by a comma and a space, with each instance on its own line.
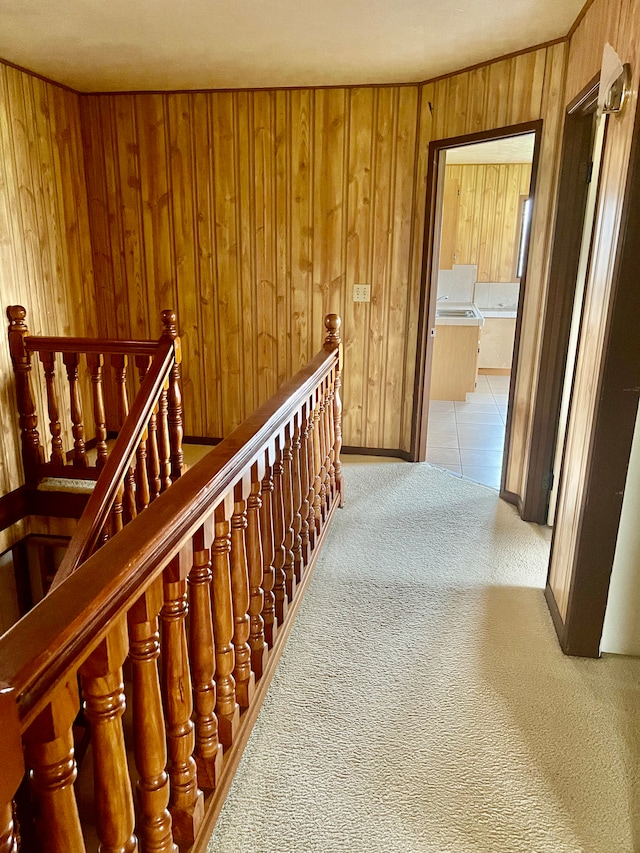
462, 466, 502, 489
426, 447, 461, 465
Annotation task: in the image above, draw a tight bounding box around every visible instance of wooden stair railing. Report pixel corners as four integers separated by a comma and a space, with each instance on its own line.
6, 306, 185, 581
0, 313, 344, 853
6, 305, 184, 489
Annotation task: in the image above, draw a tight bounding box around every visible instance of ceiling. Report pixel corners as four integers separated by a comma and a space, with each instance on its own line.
0, 0, 584, 93
446, 134, 536, 164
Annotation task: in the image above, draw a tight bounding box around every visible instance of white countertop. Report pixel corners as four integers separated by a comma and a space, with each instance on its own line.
435, 302, 484, 327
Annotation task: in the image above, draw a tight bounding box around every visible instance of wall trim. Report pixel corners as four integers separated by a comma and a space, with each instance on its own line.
342, 446, 412, 461
567, 0, 598, 40
0, 57, 78, 93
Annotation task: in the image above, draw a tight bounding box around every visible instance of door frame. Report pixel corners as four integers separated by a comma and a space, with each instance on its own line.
409, 120, 544, 486
521, 75, 600, 523
545, 81, 640, 657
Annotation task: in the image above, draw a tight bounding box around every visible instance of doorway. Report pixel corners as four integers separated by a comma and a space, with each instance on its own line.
411, 122, 543, 494
428, 136, 534, 488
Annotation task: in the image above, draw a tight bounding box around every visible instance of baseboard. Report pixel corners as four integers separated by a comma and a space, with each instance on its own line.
341, 446, 412, 461
499, 488, 523, 515
544, 582, 567, 651
478, 368, 511, 375
183, 435, 223, 445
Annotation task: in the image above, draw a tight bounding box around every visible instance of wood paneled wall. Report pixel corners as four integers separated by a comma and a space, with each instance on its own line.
80, 87, 419, 449
547, 0, 640, 621
81, 43, 567, 456
441, 163, 532, 281
408, 44, 568, 463
0, 63, 96, 506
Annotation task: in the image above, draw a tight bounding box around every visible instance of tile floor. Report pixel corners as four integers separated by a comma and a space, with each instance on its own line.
427, 373, 510, 490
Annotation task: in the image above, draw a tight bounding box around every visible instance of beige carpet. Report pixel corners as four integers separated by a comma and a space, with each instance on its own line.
207, 462, 640, 853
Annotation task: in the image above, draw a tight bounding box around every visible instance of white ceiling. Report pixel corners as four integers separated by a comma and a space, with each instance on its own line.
0, 0, 584, 93
446, 134, 536, 164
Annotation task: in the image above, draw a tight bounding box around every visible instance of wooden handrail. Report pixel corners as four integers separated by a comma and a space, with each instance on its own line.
0, 339, 339, 727
24, 337, 160, 356
0, 314, 343, 852
50, 338, 175, 589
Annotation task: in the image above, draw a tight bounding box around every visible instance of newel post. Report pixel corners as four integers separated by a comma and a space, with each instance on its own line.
323, 314, 344, 507
7, 306, 43, 485
161, 310, 184, 482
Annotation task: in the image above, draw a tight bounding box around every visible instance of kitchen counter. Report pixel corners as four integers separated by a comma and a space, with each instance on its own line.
435, 302, 485, 326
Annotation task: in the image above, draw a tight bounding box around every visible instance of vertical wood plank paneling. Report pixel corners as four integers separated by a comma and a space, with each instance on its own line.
253, 90, 278, 404
505, 40, 568, 497
383, 86, 419, 449
113, 96, 147, 339
366, 87, 394, 447
312, 89, 346, 353
138, 94, 175, 327
193, 92, 222, 438
211, 93, 243, 431
168, 93, 201, 435
290, 89, 313, 375
275, 89, 291, 387
236, 91, 258, 417
80, 96, 119, 341
79, 41, 562, 456
444, 163, 532, 282
0, 61, 97, 504
344, 88, 374, 446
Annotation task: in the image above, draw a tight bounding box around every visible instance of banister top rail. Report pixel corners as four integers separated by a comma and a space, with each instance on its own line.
24, 337, 161, 356
0, 332, 340, 731
50, 337, 175, 588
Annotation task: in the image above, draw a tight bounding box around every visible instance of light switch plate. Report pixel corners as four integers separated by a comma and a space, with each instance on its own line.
353, 284, 371, 302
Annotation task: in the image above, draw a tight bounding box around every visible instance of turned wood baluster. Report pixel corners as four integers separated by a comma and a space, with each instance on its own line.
281, 427, 297, 602
79, 619, 137, 853
161, 311, 184, 482
112, 353, 137, 522
110, 484, 125, 537
147, 402, 162, 503
325, 376, 336, 498
230, 478, 256, 708
312, 392, 323, 534
127, 579, 176, 853
39, 351, 65, 467
0, 687, 25, 853
247, 460, 268, 677
62, 352, 89, 469
87, 352, 109, 469
23, 680, 85, 853
324, 313, 344, 507
299, 404, 312, 564
322, 378, 333, 506
306, 395, 318, 550
259, 450, 277, 648
7, 306, 43, 484
188, 520, 223, 790
160, 548, 204, 844
211, 497, 240, 747
317, 382, 328, 521
157, 385, 172, 493
271, 437, 289, 625
291, 414, 304, 582
134, 356, 152, 512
